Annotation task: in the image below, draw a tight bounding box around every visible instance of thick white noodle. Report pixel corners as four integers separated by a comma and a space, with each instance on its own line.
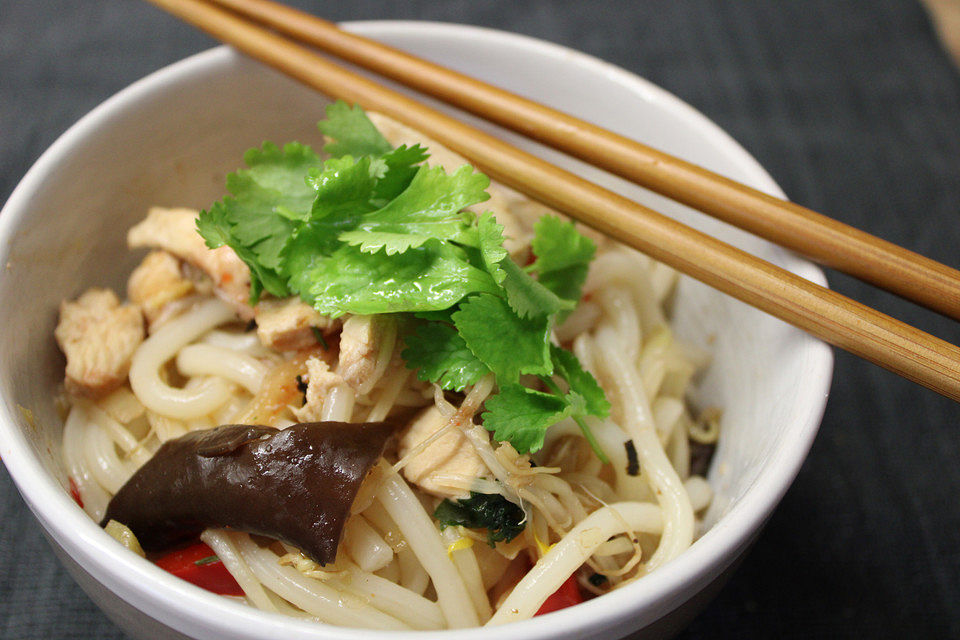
146, 410, 188, 443
594, 327, 694, 570
397, 547, 430, 595
488, 502, 663, 625
440, 528, 493, 623
343, 517, 393, 573
83, 424, 136, 494
62, 405, 109, 520
585, 252, 665, 332
129, 299, 235, 419
328, 562, 445, 630
593, 536, 637, 557
375, 462, 479, 628
375, 558, 401, 583
234, 534, 409, 630
82, 401, 152, 468
320, 384, 355, 422
201, 329, 272, 357
201, 529, 279, 612
595, 286, 641, 363
668, 419, 691, 480
653, 397, 684, 443
175, 343, 268, 394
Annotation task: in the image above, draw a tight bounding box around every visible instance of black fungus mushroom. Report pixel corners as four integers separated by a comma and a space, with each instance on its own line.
101, 421, 396, 565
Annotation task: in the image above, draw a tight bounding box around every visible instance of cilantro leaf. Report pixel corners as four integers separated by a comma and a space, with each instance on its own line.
477, 212, 508, 284
402, 321, 491, 391
307, 155, 380, 222
499, 258, 573, 319
452, 294, 553, 383
298, 243, 500, 317
529, 215, 596, 303
196, 141, 322, 300
529, 215, 596, 273
338, 165, 489, 255
550, 344, 610, 418
413, 308, 457, 324
475, 212, 570, 318
318, 101, 392, 158
375, 144, 430, 202
194, 104, 608, 461
236, 142, 322, 224
195, 201, 232, 249
434, 492, 525, 546
481, 384, 579, 453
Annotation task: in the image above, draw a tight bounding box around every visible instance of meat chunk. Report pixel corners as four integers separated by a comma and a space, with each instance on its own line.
254, 297, 338, 352
291, 356, 346, 423
127, 207, 252, 319
55, 289, 145, 398
127, 250, 195, 326
338, 315, 394, 394
398, 406, 487, 499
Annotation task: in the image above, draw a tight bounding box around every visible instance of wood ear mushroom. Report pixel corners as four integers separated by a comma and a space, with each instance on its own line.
101, 422, 397, 565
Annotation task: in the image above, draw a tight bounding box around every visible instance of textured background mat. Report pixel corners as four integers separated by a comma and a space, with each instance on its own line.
1, 1, 959, 638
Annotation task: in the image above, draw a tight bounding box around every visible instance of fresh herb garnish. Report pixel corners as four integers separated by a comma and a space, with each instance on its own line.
433, 491, 526, 546
310, 326, 328, 350
197, 101, 610, 457
528, 213, 596, 307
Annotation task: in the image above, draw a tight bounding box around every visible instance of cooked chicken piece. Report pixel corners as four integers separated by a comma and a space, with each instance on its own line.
126, 250, 195, 326
55, 288, 145, 398
398, 406, 487, 499
338, 315, 395, 394
127, 207, 252, 319
253, 297, 339, 352
365, 112, 531, 255
291, 356, 347, 423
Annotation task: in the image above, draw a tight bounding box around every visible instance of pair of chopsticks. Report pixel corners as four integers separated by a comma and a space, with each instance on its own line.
147, 0, 960, 401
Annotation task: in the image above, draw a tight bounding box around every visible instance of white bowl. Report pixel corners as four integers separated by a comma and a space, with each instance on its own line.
0, 21, 831, 640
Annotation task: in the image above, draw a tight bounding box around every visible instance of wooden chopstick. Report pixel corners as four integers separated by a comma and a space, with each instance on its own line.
204, 0, 960, 323
146, 0, 960, 402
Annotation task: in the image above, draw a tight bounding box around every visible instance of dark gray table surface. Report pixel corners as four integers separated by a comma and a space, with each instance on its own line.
2, 1, 959, 638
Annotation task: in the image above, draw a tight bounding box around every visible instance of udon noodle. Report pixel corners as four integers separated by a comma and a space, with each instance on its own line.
57, 114, 718, 630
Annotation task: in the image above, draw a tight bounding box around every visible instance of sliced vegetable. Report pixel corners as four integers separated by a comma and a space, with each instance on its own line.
535, 575, 584, 615
104, 519, 145, 558
433, 491, 526, 546
153, 541, 244, 597
68, 477, 83, 509
101, 422, 397, 565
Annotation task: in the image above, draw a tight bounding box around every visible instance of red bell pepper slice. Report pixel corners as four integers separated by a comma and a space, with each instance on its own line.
153, 541, 244, 597
68, 477, 83, 509
535, 575, 584, 615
